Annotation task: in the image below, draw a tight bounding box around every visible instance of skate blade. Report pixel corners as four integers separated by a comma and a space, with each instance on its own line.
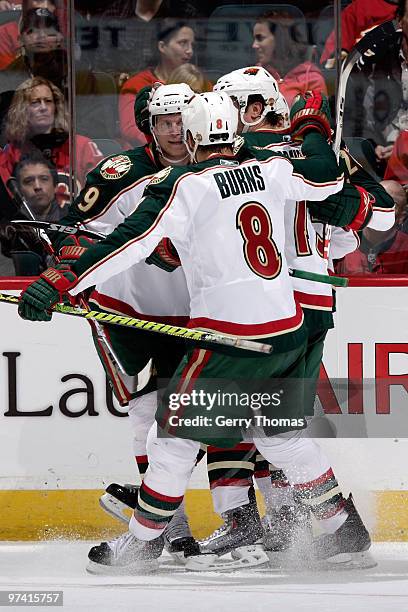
186, 547, 269, 572
169, 550, 188, 565
230, 541, 263, 561
99, 493, 132, 524
318, 550, 377, 571
86, 558, 159, 575
265, 549, 312, 570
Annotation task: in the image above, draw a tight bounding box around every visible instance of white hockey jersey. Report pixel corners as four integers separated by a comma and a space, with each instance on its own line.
71, 152, 344, 343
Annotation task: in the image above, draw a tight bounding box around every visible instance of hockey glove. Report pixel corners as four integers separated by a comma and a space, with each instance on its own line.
308, 183, 374, 229
18, 268, 78, 322
145, 237, 181, 272
58, 235, 95, 268
134, 86, 153, 136
290, 91, 332, 142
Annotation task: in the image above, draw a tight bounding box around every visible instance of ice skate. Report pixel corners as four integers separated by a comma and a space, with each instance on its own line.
99, 483, 139, 524
198, 498, 263, 556
311, 494, 377, 570
87, 531, 164, 575
187, 489, 268, 571
163, 507, 200, 564
260, 504, 313, 568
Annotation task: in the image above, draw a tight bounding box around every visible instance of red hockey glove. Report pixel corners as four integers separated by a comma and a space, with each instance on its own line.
58, 235, 95, 268
290, 91, 332, 142
18, 268, 78, 321
145, 237, 181, 272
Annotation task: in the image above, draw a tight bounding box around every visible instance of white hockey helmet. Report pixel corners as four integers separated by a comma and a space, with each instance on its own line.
148, 83, 194, 163
149, 83, 194, 127
213, 66, 280, 129
181, 91, 238, 161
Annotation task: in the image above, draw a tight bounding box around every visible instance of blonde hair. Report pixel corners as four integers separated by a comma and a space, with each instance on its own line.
5, 76, 68, 145
167, 63, 207, 93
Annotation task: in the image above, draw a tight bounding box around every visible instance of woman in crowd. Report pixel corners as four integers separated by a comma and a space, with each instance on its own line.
118, 18, 195, 146
252, 10, 327, 106
2, 76, 103, 205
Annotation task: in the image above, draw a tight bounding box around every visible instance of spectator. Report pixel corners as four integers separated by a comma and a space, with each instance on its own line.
13, 150, 62, 220
345, 0, 408, 174
0, 7, 65, 96
0, 152, 61, 276
384, 119, 408, 185
252, 10, 327, 106
167, 63, 208, 92
118, 19, 194, 145
320, 0, 398, 69
335, 180, 408, 274
2, 76, 103, 205
0, 0, 57, 72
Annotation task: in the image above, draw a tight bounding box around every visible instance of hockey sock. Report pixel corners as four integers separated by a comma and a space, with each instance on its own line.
128, 391, 157, 478
293, 468, 348, 534
131, 423, 200, 540
135, 454, 149, 478
207, 443, 256, 515
254, 433, 348, 534
254, 453, 295, 510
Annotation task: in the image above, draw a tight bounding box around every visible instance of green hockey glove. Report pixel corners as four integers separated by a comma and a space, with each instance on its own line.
145, 237, 181, 272
290, 90, 332, 142
134, 86, 153, 136
308, 183, 374, 229
18, 268, 78, 321
58, 235, 95, 268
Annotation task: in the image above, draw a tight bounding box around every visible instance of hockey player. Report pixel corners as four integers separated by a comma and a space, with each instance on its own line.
197, 67, 395, 562
47, 82, 200, 556
18, 91, 380, 574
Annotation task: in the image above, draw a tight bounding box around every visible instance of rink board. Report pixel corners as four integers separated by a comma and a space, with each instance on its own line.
0, 279, 407, 540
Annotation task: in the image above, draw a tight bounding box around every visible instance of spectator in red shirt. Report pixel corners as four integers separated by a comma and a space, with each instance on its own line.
118, 19, 194, 146
0, 0, 57, 71
252, 10, 327, 107
336, 180, 408, 274
384, 123, 408, 186
2, 76, 103, 206
320, 0, 398, 68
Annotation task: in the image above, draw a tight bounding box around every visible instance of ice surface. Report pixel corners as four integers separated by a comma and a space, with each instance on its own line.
0, 541, 407, 612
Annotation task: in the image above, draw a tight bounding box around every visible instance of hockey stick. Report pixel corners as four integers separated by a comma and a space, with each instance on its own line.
325, 21, 398, 279
10, 219, 105, 241
334, 20, 398, 157
289, 268, 348, 287
11, 222, 348, 285
0, 292, 273, 354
